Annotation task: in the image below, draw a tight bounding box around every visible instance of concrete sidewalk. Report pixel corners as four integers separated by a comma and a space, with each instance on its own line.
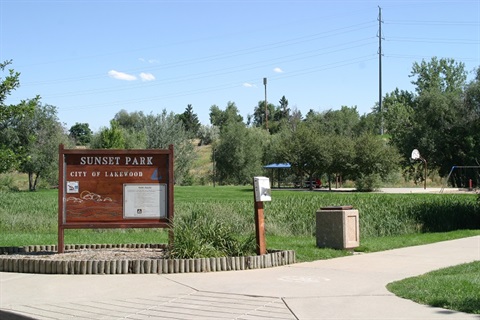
1, 236, 479, 319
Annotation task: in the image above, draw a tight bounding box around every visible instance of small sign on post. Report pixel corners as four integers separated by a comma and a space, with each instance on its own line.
253, 176, 271, 255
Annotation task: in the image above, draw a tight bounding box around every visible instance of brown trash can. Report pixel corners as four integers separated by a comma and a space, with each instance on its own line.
316, 206, 360, 250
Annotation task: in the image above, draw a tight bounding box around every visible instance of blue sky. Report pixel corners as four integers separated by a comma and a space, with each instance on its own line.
1, 0, 479, 132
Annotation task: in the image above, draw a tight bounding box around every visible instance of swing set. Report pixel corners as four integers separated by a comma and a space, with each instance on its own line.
440, 165, 480, 193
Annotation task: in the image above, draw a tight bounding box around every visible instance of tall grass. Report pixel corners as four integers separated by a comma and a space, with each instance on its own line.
170, 210, 256, 258
175, 190, 480, 238
0, 190, 58, 233
1, 187, 479, 248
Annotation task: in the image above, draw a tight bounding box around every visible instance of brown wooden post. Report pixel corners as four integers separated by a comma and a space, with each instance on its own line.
168, 144, 175, 248
423, 158, 427, 190
254, 199, 267, 255
58, 227, 64, 254
57, 144, 65, 253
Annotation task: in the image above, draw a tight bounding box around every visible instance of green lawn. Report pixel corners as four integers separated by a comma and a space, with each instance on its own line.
387, 261, 480, 314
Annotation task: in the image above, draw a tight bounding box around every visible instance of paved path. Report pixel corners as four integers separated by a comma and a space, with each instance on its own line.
309, 187, 476, 194
1, 236, 479, 319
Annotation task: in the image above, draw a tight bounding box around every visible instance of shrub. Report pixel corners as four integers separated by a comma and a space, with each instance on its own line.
170, 211, 256, 258
354, 173, 382, 191
0, 173, 17, 191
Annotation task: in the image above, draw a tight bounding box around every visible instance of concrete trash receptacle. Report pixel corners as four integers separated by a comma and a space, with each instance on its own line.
316, 205, 360, 250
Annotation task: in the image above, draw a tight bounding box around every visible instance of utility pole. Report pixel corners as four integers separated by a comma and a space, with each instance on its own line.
263, 77, 268, 131
378, 6, 384, 135
213, 148, 216, 187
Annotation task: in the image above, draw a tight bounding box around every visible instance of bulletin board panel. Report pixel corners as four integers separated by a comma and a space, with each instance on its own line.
57, 144, 174, 253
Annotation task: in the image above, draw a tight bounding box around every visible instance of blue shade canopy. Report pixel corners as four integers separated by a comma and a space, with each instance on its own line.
264, 163, 291, 169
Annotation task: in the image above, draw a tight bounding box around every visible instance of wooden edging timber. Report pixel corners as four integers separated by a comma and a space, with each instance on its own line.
0, 244, 296, 275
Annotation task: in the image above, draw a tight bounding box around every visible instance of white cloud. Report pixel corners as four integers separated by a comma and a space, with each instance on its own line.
140, 72, 155, 81
139, 58, 159, 64
273, 67, 284, 73
243, 82, 255, 88
108, 70, 137, 81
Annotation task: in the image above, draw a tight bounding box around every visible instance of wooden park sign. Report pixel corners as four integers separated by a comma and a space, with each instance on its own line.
57, 144, 174, 253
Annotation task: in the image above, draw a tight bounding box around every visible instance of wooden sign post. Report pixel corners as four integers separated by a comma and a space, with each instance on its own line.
253, 177, 271, 255
254, 200, 267, 255
57, 144, 174, 253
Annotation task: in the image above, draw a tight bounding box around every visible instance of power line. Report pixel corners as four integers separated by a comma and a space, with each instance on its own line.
56, 55, 378, 112
44, 39, 377, 99
388, 37, 478, 45
21, 21, 377, 87
386, 20, 479, 26
386, 54, 478, 62
378, 6, 384, 135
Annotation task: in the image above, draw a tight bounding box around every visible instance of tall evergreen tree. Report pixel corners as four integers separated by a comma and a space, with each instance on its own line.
178, 104, 200, 138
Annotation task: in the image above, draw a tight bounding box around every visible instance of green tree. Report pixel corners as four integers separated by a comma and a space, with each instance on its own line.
120, 127, 147, 149
91, 120, 126, 149
17, 103, 72, 191
373, 58, 480, 186
277, 122, 331, 189
215, 123, 267, 185
355, 112, 379, 135
251, 96, 291, 134
112, 110, 147, 149
209, 104, 223, 126
251, 100, 276, 131
197, 124, 219, 146
0, 60, 38, 172
144, 110, 195, 185
394, 57, 470, 178
288, 107, 303, 131
324, 106, 360, 136
69, 122, 92, 146
304, 106, 361, 137
463, 68, 480, 165
439, 67, 480, 186
277, 95, 290, 121
324, 134, 355, 189
177, 104, 200, 138
380, 89, 415, 134
113, 109, 146, 131
371, 88, 417, 165
411, 57, 466, 95
352, 134, 400, 191
209, 101, 243, 131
